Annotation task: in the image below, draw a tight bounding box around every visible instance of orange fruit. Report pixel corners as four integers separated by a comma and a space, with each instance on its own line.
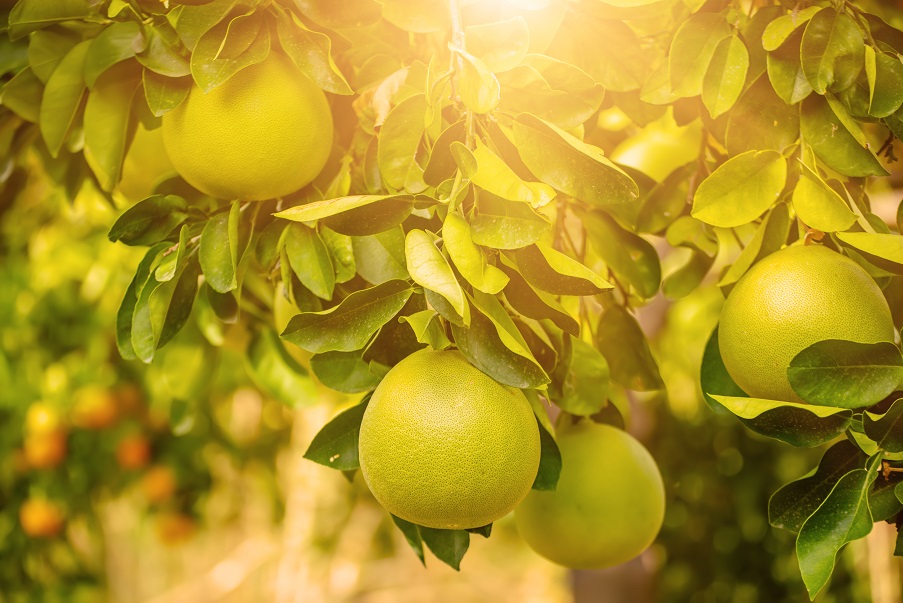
116, 435, 152, 470
71, 386, 119, 429
155, 511, 196, 545
142, 465, 177, 504
162, 53, 333, 201
358, 349, 541, 529
514, 420, 665, 569
719, 245, 896, 401
23, 431, 67, 469
20, 498, 65, 538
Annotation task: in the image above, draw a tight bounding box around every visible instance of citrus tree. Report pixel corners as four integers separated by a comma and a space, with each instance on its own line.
3, 0, 903, 599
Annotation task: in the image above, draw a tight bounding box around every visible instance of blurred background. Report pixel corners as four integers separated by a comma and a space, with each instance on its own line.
2, 123, 901, 603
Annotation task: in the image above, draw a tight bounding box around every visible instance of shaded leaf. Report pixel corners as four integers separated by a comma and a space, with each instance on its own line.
700, 326, 748, 412
419, 527, 469, 571
246, 328, 316, 406
470, 191, 551, 249
276, 8, 353, 95
8, 0, 93, 41
285, 223, 335, 300
800, 94, 888, 178
40, 40, 89, 157
596, 305, 663, 391
712, 395, 853, 448
303, 398, 370, 470
532, 416, 562, 491
108, 194, 188, 246
199, 212, 236, 293
276, 195, 415, 236
400, 310, 451, 350
352, 227, 409, 284
864, 397, 903, 453
391, 515, 425, 565
800, 8, 864, 95
84, 21, 146, 88
310, 350, 381, 393
511, 243, 612, 296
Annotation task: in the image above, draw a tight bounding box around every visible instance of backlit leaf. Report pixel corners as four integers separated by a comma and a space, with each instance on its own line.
691, 150, 786, 228
800, 8, 864, 95
405, 229, 468, 325
303, 398, 370, 470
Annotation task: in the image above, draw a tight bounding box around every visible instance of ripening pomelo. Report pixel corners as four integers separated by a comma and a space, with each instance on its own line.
20, 498, 65, 538
719, 244, 896, 402
514, 420, 665, 569
162, 53, 333, 201
358, 349, 541, 529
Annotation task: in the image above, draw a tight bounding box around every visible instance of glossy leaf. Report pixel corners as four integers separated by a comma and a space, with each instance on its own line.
800, 8, 864, 95
497, 259, 579, 336
117, 243, 170, 360
511, 243, 612, 296
419, 527, 470, 571
692, 150, 786, 228
700, 326, 748, 412
711, 395, 852, 448
471, 143, 555, 208
276, 8, 353, 95
669, 13, 731, 98
702, 35, 748, 119
39, 40, 89, 157
532, 416, 562, 491
596, 305, 663, 391
470, 191, 551, 250
405, 229, 468, 324
285, 224, 335, 300
282, 280, 414, 353
864, 398, 903, 453
762, 6, 823, 51
84, 22, 146, 88
800, 94, 888, 178
391, 515, 426, 566
190, 12, 270, 93
767, 28, 814, 105
275, 195, 415, 236
769, 440, 867, 532
377, 94, 427, 190
108, 194, 189, 246
725, 75, 800, 154
797, 455, 881, 599
8, 0, 93, 41
837, 232, 903, 274
310, 350, 381, 393
199, 212, 236, 293
791, 163, 856, 233
869, 51, 903, 118
303, 398, 370, 470
443, 212, 508, 295
143, 70, 190, 117
400, 310, 451, 350
27, 28, 80, 83
352, 227, 409, 284
788, 340, 903, 409
513, 114, 639, 206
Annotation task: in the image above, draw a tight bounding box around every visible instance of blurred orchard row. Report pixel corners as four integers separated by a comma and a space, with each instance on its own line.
1, 121, 895, 602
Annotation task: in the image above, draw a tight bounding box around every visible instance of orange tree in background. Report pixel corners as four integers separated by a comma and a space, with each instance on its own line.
3, 0, 903, 599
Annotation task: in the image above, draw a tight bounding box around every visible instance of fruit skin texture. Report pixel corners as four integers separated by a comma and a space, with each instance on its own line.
162, 53, 333, 201
358, 349, 541, 530
20, 498, 65, 538
719, 245, 896, 402
514, 421, 665, 569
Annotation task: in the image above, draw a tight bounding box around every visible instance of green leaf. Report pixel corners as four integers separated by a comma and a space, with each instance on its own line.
1, 67, 43, 123
532, 416, 562, 491
769, 440, 867, 532
788, 340, 903, 409
700, 326, 748, 412
8, 0, 93, 41
725, 75, 800, 154
800, 94, 888, 178
400, 309, 451, 350
246, 328, 316, 407
199, 212, 236, 293
864, 398, 903, 453
718, 204, 791, 292
282, 280, 414, 354
869, 470, 903, 522
497, 55, 604, 130
40, 40, 89, 157
471, 143, 555, 208
691, 150, 786, 228
377, 93, 427, 190
791, 163, 856, 233
451, 298, 550, 389
142, 70, 191, 118
423, 119, 466, 186
465, 524, 492, 538
352, 227, 409, 284
117, 243, 170, 360
711, 395, 852, 448
464, 17, 529, 73
668, 13, 731, 98
390, 515, 425, 566
137, 22, 191, 78
836, 232, 903, 273
513, 114, 639, 206
800, 8, 864, 95
578, 208, 661, 299
405, 229, 468, 325
767, 29, 814, 105
869, 52, 903, 118
174, 1, 240, 51
320, 227, 355, 284
451, 46, 500, 114
84, 21, 146, 88
702, 35, 749, 119
303, 398, 370, 470
27, 28, 80, 83
275, 195, 416, 236
275, 8, 352, 95
796, 454, 881, 599
309, 350, 381, 393
285, 223, 335, 300
108, 194, 189, 246
190, 12, 270, 94
83, 62, 142, 191
419, 527, 470, 571
443, 212, 508, 295
470, 191, 551, 250
553, 337, 609, 416
596, 305, 663, 391
511, 243, 612, 296
761, 6, 823, 51
497, 258, 579, 336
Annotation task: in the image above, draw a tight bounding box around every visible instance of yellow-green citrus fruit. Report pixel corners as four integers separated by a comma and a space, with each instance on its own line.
118, 124, 176, 202
162, 54, 333, 201
719, 245, 896, 402
610, 117, 701, 182
358, 349, 541, 529
514, 421, 665, 569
